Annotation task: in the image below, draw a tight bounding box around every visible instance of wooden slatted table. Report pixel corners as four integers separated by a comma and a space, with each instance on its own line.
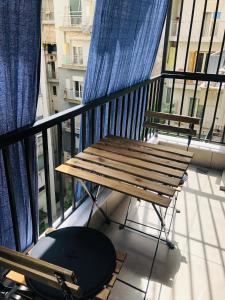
56, 135, 193, 249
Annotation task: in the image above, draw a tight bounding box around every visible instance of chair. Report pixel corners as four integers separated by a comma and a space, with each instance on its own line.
144, 110, 200, 150
0, 227, 127, 300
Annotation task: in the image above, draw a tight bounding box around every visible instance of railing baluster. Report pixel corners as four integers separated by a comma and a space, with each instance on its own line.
99, 105, 103, 140
70, 118, 76, 209
139, 85, 148, 141
2, 147, 21, 251
81, 113, 86, 150
125, 93, 131, 139
24, 138, 38, 244
57, 124, 64, 222
42, 130, 53, 227
210, 82, 222, 142
135, 87, 142, 140
114, 98, 119, 136
199, 81, 210, 139
195, 0, 208, 73
144, 83, 151, 141
119, 96, 125, 137
205, 0, 220, 73
91, 109, 95, 145
107, 101, 112, 136
70, 118, 75, 157
129, 91, 136, 139
184, 0, 196, 72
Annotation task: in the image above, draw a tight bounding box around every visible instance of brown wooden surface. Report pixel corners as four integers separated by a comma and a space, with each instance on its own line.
66, 158, 175, 197
114, 261, 123, 274
116, 250, 127, 262
99, 139, 192, 163
95, 288, 111, 300
106, 135, 193, 158
0, 257, 80, 296
145, 111, 200, 124
76, 152, 180, 186
6, 271, 26, 286
107, 275, 117, 288
84, 147, 184, 178
144, 122, 197, 136
0, 246, 75, 284
56, 164, 171, 208
92, 143, 188, 171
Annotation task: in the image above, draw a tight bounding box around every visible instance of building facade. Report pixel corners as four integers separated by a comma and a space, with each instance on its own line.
164, 0, 225, 141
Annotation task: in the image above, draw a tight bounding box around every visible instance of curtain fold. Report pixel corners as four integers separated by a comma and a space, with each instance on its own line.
76, 0, 169, 201
0, 0, 41, 251
81, 0, 169, 149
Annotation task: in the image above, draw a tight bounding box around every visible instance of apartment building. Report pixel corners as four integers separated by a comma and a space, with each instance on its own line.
164, 0, 225, 141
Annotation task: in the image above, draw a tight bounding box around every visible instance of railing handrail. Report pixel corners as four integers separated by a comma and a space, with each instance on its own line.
0, 76, 160, 148
162, 71, 225, 83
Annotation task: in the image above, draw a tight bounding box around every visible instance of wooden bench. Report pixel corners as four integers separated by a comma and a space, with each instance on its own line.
0, 238, 127, 300
144, 111, 200, 149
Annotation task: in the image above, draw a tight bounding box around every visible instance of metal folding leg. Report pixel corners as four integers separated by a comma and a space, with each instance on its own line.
78, 180, 110, 227
152, 204, 175, 249
119, 196, 132, 230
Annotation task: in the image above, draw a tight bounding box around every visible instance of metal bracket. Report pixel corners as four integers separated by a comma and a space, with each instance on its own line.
55, 273, 73, 300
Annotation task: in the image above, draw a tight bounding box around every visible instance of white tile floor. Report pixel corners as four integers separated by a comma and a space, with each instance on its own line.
100, 165, 225, 300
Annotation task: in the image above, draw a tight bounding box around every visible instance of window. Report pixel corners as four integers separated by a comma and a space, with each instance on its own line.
70, 0, 82, 25
73, 46, 83, 64
74, 81, 83, 99
195, 53, 204, 73
203, 12, 220, 37
53, 86, 57, 96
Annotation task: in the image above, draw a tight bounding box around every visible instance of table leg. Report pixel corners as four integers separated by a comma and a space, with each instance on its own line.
119, 196, 132, 230
78, 180, 110, 225
152, 204, 175, 249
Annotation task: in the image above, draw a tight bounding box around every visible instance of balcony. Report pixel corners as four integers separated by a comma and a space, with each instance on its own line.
1, 1, 225, 299
62, 55, 87, 70
41, 10, 54, 24
62, 12, 82, 30
64, 88, 82, 104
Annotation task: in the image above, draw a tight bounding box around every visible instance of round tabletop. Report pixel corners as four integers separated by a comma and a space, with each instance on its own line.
26, 227, 116, 300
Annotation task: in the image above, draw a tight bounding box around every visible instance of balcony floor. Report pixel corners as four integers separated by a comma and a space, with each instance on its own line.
100, 165, 225, 300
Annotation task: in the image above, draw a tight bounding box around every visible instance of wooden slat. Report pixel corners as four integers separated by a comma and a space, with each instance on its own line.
55, 165, 171, 208
99, 139, 192, 164
7, 270, 112, 300
95, 288, 111, 300
92, 143, 188, 171
107, 275, 117, 288
0, 257, 80, 296
0, 246, 75, 284
45, 227, 56, 236
114, 261, 123, 274
145, 111, 200, 124
116, 250, 127, 262
66, 158, 175, 197
84, 147, 183, 178
76, 152, 180, 187
144, 122, 196, 136
6, 271, 26, 286
106, 135, 193, 158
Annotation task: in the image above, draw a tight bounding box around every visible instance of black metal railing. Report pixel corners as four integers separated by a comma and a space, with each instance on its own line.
0, 76, 160, 249
1, 0, 225, 251
145, 0, 225, 144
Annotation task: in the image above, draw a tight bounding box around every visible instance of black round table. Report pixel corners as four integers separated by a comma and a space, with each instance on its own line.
26, 227, 116, 300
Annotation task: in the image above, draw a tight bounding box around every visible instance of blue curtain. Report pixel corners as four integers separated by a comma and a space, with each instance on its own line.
76, 0, 168, 201
0, 1, 41, 251
81, 0, 169, 149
